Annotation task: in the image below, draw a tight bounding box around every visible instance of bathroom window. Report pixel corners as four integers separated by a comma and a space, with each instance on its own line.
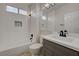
6, 6, 18, 14
19, 9, 27, 15
6, 5, 27, 16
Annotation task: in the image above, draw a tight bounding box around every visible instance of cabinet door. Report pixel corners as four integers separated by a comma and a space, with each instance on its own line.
43, 39, 79, 56
44, 47, 65, 56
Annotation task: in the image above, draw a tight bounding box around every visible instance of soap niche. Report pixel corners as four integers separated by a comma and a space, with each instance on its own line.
14, 21, 22, 27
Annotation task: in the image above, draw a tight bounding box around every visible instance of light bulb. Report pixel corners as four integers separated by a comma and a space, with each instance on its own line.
42, 16, 46, 20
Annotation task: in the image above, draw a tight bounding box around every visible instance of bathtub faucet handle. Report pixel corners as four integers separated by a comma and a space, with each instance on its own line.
30, 34, 33, 42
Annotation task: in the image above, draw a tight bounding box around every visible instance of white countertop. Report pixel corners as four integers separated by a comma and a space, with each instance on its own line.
41, 34, 79, 52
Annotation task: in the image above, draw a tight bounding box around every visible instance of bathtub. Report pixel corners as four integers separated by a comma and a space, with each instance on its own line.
0, 41, 34, 56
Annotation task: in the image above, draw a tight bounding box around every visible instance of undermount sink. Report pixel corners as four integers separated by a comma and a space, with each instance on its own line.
57, 36, 73, 42
49, 34, 74, 42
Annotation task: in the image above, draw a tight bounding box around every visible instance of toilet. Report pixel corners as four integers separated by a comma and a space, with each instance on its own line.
29, 36, 43, 56
29, 43, 42, 56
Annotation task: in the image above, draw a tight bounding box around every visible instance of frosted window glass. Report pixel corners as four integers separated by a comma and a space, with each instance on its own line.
6, 6, 18, 13
19, 9, 27, 15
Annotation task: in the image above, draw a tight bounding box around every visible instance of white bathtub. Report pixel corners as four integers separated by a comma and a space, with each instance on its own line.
0, 41, 34, 56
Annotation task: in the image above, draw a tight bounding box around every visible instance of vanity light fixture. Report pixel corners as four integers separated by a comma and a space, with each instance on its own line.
44, 3, 50, 8
43, 3, 56, 9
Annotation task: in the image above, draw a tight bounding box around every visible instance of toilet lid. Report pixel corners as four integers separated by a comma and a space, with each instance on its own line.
30, 43, 42, 49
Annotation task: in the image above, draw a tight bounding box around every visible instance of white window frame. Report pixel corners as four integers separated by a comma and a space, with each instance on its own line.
6, 6, 18, 14
19, 9, 27, 15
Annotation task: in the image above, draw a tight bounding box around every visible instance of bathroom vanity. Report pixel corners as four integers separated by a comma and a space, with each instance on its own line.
41, 34, 79, 56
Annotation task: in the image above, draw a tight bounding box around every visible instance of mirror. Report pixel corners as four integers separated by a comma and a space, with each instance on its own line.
64, 11, 79, 33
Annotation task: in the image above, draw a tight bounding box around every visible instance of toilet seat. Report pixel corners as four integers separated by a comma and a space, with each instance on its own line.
30, 43, 42, 50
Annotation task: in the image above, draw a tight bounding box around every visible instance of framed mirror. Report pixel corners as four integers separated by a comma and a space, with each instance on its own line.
64, 11, 79, 33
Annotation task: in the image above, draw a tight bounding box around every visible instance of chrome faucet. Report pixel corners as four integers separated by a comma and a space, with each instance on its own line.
63, 30, 68, 37
30, 34, 33, 42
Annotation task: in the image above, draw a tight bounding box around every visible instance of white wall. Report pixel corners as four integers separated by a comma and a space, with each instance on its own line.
0, 4, 29, 52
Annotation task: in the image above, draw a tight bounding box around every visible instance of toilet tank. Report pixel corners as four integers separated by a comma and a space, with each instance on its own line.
39, 35, 43, 44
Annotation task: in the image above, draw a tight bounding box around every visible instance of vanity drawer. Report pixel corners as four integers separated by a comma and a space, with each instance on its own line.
43, 39, 79, 56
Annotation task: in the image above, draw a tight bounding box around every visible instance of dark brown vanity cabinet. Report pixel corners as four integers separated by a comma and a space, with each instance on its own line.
42, 39, 79, 56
